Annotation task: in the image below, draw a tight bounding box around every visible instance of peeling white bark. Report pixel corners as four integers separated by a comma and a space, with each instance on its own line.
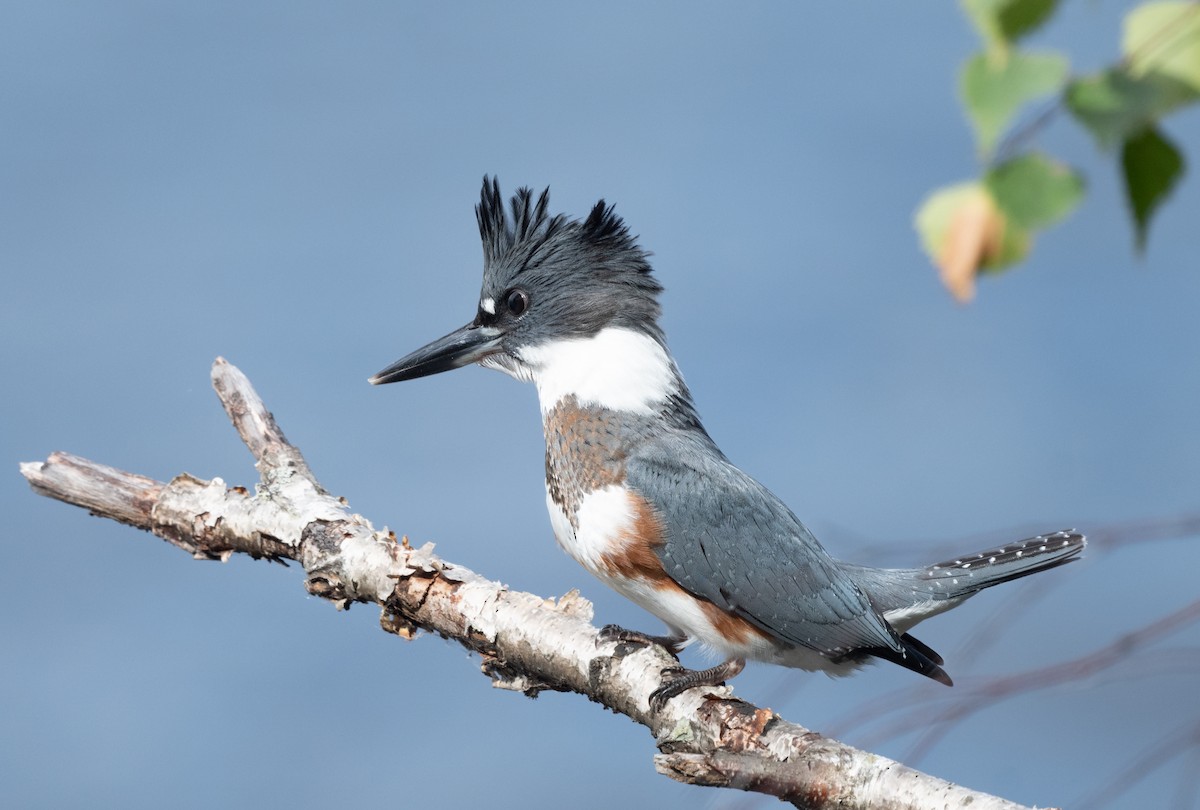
20, 357, 1047, 810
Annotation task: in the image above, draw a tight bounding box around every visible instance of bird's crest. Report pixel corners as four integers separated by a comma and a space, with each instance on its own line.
477, 177, 562, 265
475, 176, 655, 289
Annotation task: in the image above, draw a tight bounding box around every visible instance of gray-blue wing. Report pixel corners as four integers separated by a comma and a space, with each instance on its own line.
625, 436, 904, 661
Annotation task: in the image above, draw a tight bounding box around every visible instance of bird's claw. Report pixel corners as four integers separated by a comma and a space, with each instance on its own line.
597, 624, 684, 657
648, 685, 676, 713
598, 624, 639, 644
647, 658, 747, 713
648, 668, 698, 711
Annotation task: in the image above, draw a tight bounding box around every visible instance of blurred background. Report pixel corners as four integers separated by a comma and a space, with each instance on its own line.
5, 3, 1199, 808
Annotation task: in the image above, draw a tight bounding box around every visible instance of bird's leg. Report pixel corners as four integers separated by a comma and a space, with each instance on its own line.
598, 624, 686, 656
649, 657, 746, 712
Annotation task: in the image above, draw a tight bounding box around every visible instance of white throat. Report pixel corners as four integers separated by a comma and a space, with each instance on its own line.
518, 327, 679, 415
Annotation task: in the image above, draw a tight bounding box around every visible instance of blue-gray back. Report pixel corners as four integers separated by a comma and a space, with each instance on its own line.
626, 431, 904, 659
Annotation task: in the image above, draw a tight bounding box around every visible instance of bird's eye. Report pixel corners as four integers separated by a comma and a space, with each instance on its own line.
505, 289, 530, 317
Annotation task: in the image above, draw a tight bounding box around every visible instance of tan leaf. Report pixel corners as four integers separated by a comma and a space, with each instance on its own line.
936, 189, 1006, 303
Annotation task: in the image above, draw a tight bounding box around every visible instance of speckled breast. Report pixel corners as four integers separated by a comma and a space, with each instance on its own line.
543, 394, 634, 528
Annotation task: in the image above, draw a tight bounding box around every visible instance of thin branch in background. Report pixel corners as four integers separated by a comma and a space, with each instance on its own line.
898, 599, 1200, 762
1075, 715, 1200, 809
949, 575, 1059, 667
825, 597, 1200, 763
993, 98, 1062, 165
1094, 646, 1200, 685
1085, 514, 1200, 552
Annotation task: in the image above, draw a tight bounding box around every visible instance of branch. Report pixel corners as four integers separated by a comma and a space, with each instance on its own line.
20, 357, 1047, 810
829, 597, 1200, 763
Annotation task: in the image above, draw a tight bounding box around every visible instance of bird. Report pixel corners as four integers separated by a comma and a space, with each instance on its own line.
370, 177, 1085, 709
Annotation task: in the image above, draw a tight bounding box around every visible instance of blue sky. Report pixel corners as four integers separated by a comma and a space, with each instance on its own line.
5, 3, 1200, 808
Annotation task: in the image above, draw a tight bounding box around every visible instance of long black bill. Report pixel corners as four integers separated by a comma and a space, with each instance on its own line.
369, 321, 503, 385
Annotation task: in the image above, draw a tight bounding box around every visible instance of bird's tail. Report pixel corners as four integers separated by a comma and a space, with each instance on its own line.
843, 529, 1086, 633
917, 529, 1085, 595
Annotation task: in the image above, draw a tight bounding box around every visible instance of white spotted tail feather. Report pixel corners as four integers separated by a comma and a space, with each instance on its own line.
920, 529, 1085, 593
847, 530, 1086, 634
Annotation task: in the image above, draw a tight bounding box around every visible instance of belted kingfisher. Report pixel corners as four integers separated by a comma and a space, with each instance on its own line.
371, 177, 1085, 708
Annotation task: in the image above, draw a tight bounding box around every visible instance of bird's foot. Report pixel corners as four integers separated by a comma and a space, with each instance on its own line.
598, 624, 685, 657
649, 658, 746, 712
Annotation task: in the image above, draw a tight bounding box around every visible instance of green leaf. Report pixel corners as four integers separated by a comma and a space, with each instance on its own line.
961, 0, 1061, 50
985, 153, 1084, 230
1124, 2, 1200, 93
1066, 67, 1198, 149
961, 50, 1069, 156
997, 0, 1059, 42
1121, 126, 1185, 251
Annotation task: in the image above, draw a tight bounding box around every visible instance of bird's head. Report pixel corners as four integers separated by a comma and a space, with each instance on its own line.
370, 176, 664, 389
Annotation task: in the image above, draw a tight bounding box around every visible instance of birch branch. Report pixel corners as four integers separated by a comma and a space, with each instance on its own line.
20, 357, 1047, 810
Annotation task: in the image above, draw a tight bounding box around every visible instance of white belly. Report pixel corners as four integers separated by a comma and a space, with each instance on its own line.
545, 483, 631, 574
